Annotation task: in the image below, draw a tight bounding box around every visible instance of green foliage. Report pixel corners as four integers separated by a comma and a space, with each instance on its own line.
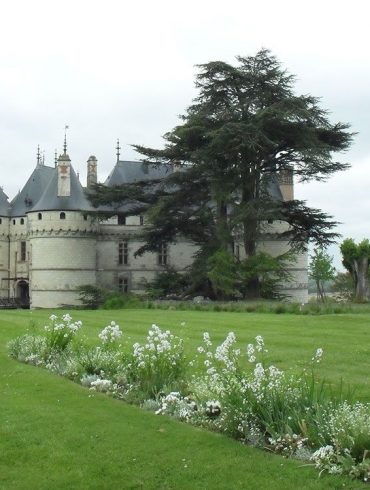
332, 272, 354, 300
76, 284, 107, 309
126, 325, 187, 398
340, 239, 370, 302
145, 267, 190, 299
88, 49, 353, 299
102, 293, 143, 309
239, 252, 293, 299
207, 250, 238, 299
309, 249, 336, 302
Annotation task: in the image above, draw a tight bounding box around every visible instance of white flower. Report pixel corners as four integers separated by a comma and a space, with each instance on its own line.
247, 343, 255, 363
312, 347, 324, 363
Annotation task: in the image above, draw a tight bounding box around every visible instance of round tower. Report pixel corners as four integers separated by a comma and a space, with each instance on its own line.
27, 148, 98, 308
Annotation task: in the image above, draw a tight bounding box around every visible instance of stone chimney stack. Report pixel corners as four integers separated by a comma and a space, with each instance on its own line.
278, 166, 294, 201
57, 153, 71, 197
87, 155, 98, 188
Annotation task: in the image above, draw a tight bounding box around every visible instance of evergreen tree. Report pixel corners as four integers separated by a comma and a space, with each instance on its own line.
90, 50, 353, 298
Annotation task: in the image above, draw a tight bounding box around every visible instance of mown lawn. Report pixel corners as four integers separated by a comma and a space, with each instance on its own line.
1, 308, 369, 489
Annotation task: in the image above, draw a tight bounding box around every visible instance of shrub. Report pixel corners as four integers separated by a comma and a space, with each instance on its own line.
76, 285, 107, 309
102, 293, 142, 309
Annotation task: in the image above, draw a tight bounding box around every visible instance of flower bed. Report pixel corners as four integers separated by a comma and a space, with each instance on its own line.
7, 314, 370, 483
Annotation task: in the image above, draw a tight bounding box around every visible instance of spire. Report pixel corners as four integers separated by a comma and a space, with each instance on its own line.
116, 138, 121, 163
42, 150, 45, 166
36, 145, 41, 166
64, 124, 69, 155
54, 149, 58, 167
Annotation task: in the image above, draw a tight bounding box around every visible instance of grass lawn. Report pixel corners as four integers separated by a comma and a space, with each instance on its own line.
0, 308, 369, 489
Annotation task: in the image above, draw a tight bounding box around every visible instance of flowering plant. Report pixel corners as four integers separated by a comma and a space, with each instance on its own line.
128, 324, 186, 397
44, 314, 82, 352
98, 321, 122, 345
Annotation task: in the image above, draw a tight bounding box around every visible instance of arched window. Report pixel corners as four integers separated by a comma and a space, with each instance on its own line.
20, 218, 24, 225
60, 212, 66, 220
38, 213, 42, 220
0, 218, 2, 224
13, 219, 16, 225
83, 214, 88, 221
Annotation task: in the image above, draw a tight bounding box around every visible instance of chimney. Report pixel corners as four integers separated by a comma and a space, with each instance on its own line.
278, 166, 294, 201
87, 155, 98, 188
57, 153, 71, 197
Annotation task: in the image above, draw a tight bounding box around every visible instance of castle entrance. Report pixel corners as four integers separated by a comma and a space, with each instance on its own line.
16, 280, 30, 308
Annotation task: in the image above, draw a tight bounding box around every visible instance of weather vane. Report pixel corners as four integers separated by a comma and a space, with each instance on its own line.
64, 124, 69, 154
116, 138, 121, 162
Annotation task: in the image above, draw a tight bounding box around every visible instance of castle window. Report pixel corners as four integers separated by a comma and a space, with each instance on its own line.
38, 213, 42, 220
60, 212, 66, 220
139, 215, 144, 226
20, 218, 24, 225
0, 218, 2, 224
118, 241, 129, 265
118, 215, 126, 225
13, 219, 16, 225
267, 219, 273, 224
118, 277, 129, 293
158, 243, 168, 266
83, 214, 88, 221
20, 241, 26, 261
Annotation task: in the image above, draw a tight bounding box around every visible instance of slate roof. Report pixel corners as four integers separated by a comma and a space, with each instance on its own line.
30, 165, 95, 212
0, 187, 10, 216
10, 164, 56, 217
105, 160, 173, 186
7, 158, 283, 217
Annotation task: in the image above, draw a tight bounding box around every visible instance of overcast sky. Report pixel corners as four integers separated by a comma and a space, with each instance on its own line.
1, 0, 369, 269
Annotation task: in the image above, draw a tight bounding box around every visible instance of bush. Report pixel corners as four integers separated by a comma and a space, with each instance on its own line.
102, 293, 143, 309
76, 285, 107, 309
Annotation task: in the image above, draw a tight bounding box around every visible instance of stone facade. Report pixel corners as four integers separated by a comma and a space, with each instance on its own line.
0, 149, 308, 308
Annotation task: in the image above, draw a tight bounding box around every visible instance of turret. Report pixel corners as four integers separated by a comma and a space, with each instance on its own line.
57, 153, 71, 197
87, 156, 98, 188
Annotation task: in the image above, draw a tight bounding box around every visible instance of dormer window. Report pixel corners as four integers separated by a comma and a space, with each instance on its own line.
38, 213, 42, 220
60, 212, 66, 220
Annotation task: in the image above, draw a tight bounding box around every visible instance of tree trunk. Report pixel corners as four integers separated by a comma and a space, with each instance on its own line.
241, 171, 260, 298
354, 257, 369, 302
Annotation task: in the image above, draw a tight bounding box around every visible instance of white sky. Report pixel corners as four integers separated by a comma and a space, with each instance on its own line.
1, 0, 369, 269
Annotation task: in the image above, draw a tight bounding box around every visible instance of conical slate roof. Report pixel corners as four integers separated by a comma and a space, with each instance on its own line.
0, 187, 10, 216
10, 164, 56, 217
29, 164, 95, 212
105, 160, 173, 186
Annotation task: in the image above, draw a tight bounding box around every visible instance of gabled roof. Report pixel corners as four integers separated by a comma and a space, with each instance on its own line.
0, 187, 10, 217
105, 160, 173, 186
29, 165, 95, 212
10, 164, 56, 217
